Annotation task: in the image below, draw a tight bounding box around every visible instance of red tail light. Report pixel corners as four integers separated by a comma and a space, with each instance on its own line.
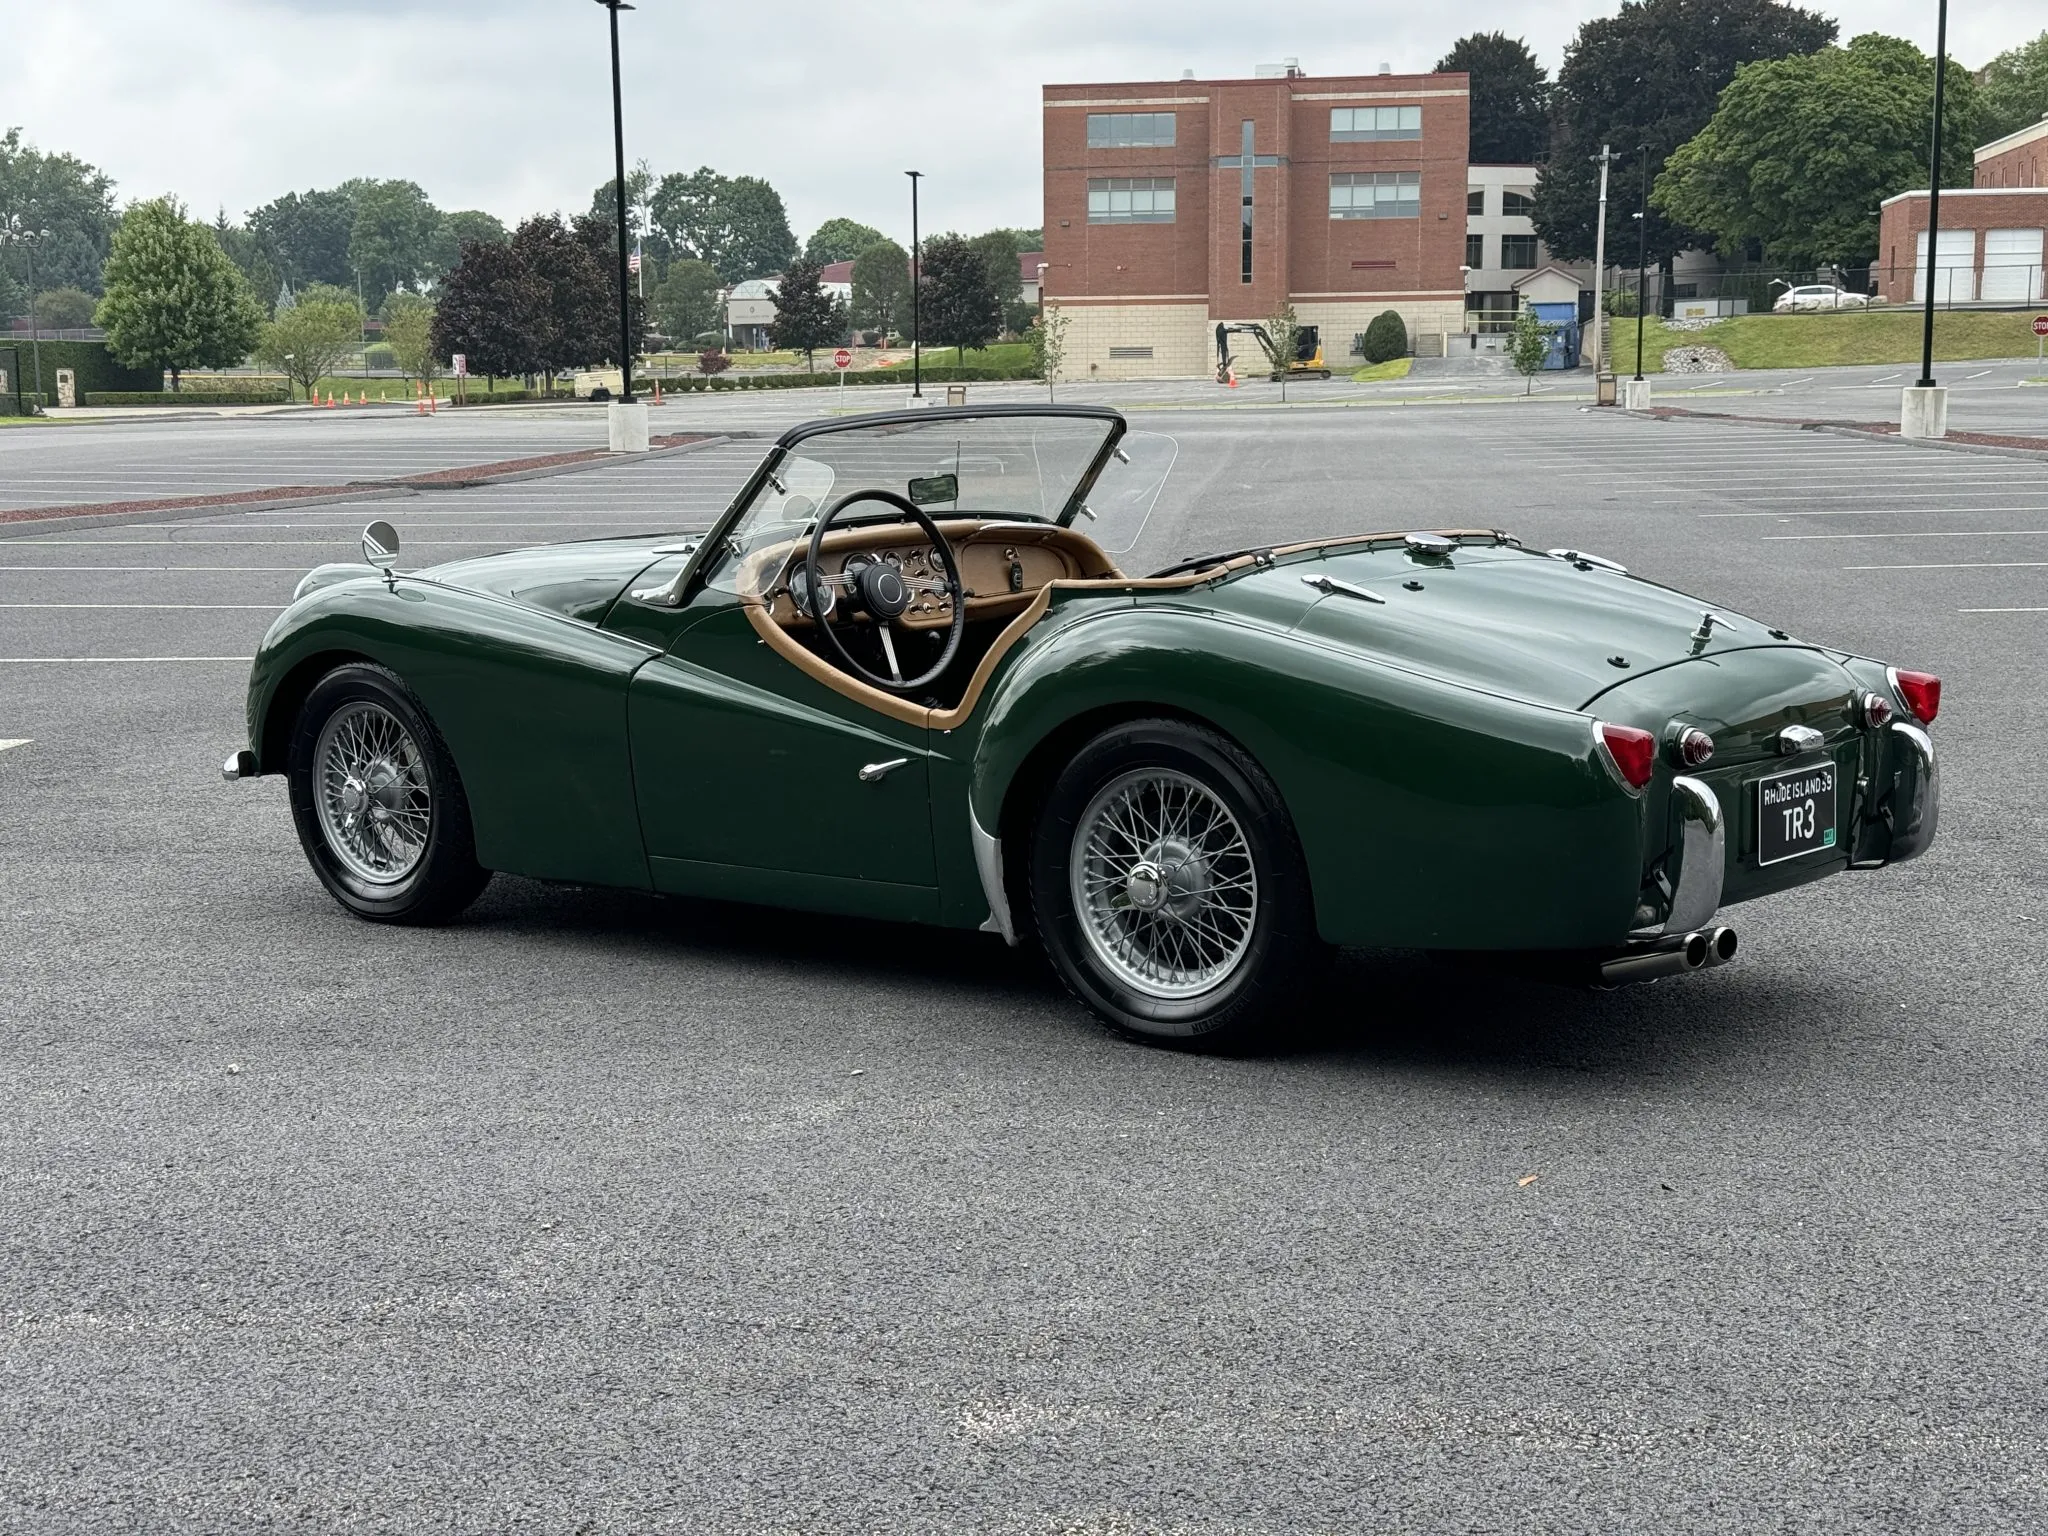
1890, 668, 1941, 724
1598, 722, 1657, 791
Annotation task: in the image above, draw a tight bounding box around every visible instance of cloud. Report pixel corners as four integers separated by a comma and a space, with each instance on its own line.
7, 0, 2037, 248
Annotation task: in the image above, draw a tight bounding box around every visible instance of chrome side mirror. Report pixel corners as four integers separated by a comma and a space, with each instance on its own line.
361, 520, 400, 588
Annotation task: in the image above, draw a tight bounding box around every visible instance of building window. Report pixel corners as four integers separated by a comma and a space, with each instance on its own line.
1087, 112, 1176, 148
1466, 233, 1485, 268
1330, 172, 1421, 220
1087, 177, 1176, 224
1502, 189, 1536, 218
1467, 188, 1485, 216
1331, 105, 1422, 141
1499, 234, 1539, 269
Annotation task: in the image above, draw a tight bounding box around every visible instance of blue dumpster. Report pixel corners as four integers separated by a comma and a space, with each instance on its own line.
1529, 301, 1582, 370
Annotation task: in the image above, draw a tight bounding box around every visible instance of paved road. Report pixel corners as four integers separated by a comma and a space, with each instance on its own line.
2, 404, 2043, 1532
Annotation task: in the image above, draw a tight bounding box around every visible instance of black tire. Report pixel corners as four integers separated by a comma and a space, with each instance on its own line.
287, 662, 490, 924
1027, 718, 1326, 1051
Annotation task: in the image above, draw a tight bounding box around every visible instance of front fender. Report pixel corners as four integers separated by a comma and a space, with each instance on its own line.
246, 575, 656, 889
968, 600, 1646, 950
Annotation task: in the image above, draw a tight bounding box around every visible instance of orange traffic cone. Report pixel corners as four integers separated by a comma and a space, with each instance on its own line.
428, 391, 436, 414
1226, 370, 1238, 388
324, 390, 335, 407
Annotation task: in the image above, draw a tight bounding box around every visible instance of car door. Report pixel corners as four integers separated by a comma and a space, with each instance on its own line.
625, 595, 939, 923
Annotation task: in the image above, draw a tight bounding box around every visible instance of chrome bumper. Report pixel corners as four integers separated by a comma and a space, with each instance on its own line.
222, 748, 257, 782
1657, 774, 1725, 935
1882, 721, 1938, 863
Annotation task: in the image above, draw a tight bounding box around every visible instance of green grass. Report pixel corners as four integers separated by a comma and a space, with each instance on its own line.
1350, 357, 1414, 383
0, 413, 64, 425
1606, 309, 2048, 373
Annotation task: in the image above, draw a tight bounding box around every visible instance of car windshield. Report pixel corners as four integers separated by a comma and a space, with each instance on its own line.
704, 413, 1119, 594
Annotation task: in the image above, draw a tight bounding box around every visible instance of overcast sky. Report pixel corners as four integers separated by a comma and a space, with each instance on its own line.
9, 1, 2037, 246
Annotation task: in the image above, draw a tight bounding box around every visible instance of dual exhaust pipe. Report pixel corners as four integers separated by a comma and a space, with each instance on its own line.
1598, 925, 1738, 986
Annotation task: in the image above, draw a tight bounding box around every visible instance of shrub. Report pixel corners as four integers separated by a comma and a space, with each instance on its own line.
697, 350, 731, 376
1604, 289, 1640, 317
82, 389, 289, 406
6, 339, 158, 405
1360, 309, 1408, 365
363, 343, 395, 369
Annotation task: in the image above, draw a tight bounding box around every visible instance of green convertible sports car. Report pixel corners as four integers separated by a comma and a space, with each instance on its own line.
226, 405, 1940, 1049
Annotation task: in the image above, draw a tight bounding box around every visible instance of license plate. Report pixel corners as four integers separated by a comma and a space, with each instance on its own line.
1755, 760, 1838, 866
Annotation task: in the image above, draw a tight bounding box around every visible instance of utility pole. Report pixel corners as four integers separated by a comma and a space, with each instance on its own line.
1634, 146, 1650, 383
1589, 143, 1612, 375
1905, 0, 1951, 439
906, 170, 923, 400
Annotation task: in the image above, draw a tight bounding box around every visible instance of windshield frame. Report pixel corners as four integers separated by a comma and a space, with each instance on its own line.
677, 404, 1130, 603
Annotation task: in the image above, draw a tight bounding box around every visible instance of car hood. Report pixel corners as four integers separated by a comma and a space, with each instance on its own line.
422, 536, 687, 624
1202, 543, 1843, 712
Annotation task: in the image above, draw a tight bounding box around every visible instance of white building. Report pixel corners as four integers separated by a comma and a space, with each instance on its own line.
1465, 164, 1590, 330
723, 267, 856, 351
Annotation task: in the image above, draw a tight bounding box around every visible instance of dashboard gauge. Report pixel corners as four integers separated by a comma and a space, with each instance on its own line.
788, 565, 835, 620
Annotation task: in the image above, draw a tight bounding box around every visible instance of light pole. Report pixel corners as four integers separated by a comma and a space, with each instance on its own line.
906, 169, 923, 399
3, 220, 49, 405
596, 0, 636, 402
1904, 0, 1951, 440
1634, 146, 1650, 383
1589, 143, 1612, 376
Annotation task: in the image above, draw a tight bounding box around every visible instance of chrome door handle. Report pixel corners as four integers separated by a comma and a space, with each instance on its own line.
859, 758, 910, 782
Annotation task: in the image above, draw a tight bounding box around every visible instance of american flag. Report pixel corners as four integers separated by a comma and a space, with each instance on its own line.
628, 251, 642, 273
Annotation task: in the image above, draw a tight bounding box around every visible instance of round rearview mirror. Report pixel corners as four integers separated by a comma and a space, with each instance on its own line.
361, 520, 400, 570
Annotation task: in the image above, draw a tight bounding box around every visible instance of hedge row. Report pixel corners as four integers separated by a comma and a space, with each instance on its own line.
0, 339, 157, 405
650, 363, 1038, 393
445, 387, 576, 405
84, 389, 289, 406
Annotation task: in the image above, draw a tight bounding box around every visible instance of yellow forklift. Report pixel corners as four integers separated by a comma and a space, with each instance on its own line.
1215, 321, 1332, 383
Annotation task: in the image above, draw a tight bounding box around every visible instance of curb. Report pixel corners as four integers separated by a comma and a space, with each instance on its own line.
0, 434, 731, 540
1645, 405, 2048, 463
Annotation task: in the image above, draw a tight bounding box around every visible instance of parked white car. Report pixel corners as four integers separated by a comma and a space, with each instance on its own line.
1774, 285, 1872, 313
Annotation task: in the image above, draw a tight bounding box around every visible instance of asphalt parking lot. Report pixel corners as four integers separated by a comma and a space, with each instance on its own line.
3, 396, 2044, 1532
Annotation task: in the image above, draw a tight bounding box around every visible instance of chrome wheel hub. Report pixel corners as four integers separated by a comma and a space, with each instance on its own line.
313, 702, 431, 885
1070, 769, 1258, 1000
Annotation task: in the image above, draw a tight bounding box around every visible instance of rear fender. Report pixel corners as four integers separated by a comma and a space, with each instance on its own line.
967, 604, 1646, 950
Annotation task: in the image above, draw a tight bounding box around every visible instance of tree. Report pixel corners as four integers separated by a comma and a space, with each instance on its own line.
1533, 0, 1836, 271
1656, 34, 1980, 270
512, 214, 612, 383
804, 217, 887, 265
850, 238, 911, 341
648, 166, 797, 281
1436, 33, 1551, 164
247, 183, 363, 288
348, 179, 441, 299
651, 257, 722, 344
33, 286, 96, 328
0, 129, 121, 294
426, 210, 509, 281
1508, 305, 1554, 393
431, 238, 546, 387
1026, 305, 1068, 401
1264, 300, 1301, 399
588, 162, 667, 273
95, 198, 264, 389
381, 292, 439, 391
768, 254, 841, 369
1977, 32, 2048, 146
570, 211, 647, 367
255, 291, 361, 400
920, 234, 1000, 363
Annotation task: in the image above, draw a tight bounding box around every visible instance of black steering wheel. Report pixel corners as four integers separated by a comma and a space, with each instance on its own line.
802, 489, 966, 694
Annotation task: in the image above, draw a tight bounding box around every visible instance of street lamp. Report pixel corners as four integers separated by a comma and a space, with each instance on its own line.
1905, 0, 1951, 439
594, 0, 639, 422
2, 219, 50, 406
1633, 145, 1650, 384
906, 170, 923, 399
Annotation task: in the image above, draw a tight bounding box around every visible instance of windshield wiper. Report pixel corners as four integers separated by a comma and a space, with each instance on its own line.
1147, 546, 1272, 578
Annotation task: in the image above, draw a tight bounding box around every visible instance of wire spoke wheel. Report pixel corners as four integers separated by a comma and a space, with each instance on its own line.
1069, 768, 1259, 1000
313, 701, 432, 885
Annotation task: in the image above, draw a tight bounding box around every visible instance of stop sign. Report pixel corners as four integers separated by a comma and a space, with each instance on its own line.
2033, 316, 2048, 338
833, 348, 852, 369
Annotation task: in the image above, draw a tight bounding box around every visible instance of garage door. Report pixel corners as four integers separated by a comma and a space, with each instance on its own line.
1914, 230, 1976, 303
1982, 229, 2044, 303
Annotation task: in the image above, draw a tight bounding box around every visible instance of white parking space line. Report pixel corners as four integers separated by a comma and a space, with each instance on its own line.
1701, 506, 2048, 519
1763, 530, 2048, 541
0, 655, 255, 662
0, 739, 29, 752
0, 566, 311, 571
1843, 561, 2048, 570
0, 603, 284, 610
1960, 607, 2048, 613
1964, 370, 1993, 380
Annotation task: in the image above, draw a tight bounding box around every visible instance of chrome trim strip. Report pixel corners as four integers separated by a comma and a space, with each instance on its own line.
969, 804, 1017, 945
1663, 775, 1726, 934
1885, 720, 1939, 862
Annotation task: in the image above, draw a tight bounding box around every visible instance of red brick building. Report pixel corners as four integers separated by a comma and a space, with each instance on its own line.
1875, 116, 2048, 305
1041, 67, 1470, 378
